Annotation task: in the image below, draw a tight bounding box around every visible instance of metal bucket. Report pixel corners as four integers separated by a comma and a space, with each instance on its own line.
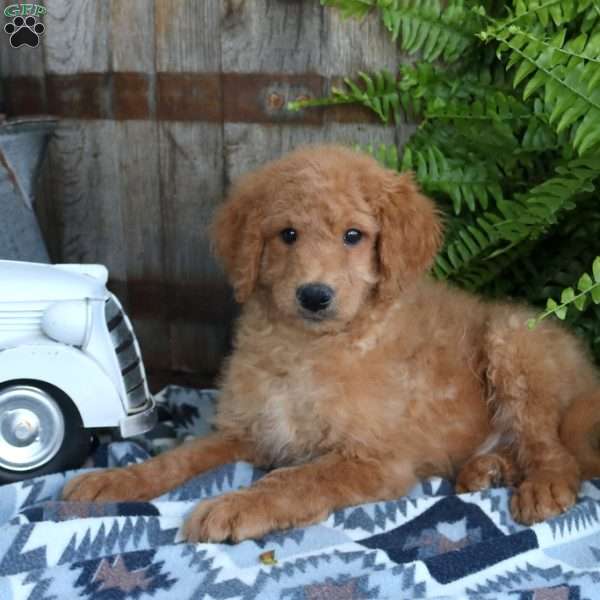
0, 117, 57, 262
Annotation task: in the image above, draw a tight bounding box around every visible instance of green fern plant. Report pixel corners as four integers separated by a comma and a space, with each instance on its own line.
322, 0, 484, 61
361, 143, 504, 213
288, 70, 408, 123
483, 24, 600, 154
293, 0, 600, 362
402, 145, 504, 213
527, 257, 600, 328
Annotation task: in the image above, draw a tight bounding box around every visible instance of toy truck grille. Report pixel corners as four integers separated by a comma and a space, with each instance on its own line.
0, 309, 43, 334
105, 295, 150, 410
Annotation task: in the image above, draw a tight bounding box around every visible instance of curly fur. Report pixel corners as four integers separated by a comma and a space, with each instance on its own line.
64, 145, 600, 542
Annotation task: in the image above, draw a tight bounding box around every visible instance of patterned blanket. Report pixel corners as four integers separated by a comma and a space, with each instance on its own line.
1, 386, 600, 600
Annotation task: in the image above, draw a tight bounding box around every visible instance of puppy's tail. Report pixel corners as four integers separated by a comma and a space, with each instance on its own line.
561, 391, 600, 479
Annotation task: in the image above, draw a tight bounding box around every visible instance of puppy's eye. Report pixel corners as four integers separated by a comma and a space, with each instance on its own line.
280, 228, 298, 245
343, 229, 363, 245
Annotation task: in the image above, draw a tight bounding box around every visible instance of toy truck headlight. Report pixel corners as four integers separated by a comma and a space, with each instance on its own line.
42, 300, 90, 347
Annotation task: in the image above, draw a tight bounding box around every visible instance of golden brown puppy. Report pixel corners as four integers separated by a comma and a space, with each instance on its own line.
64, 145, 600, 542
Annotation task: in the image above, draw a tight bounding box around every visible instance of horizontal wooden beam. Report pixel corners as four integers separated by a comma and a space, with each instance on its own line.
5, 72, 383, 124
4, 76, 46, 115
156, 73, 221, 121
221, 72, 323, 125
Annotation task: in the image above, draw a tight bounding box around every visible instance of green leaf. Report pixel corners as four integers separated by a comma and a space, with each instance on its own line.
546, 297, 568, 319
561, 287, 575, 304
574, 294, 588, 311
578, 273, 594, 291
594, 257, 600, 282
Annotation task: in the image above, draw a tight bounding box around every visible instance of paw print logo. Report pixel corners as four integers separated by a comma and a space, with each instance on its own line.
4, 15, 45, 48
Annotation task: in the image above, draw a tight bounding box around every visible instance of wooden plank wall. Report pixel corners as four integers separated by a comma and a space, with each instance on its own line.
0, 0, 414, 386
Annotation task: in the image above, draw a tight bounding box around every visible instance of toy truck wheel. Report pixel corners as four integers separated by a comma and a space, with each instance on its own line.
0, 381, 92, 483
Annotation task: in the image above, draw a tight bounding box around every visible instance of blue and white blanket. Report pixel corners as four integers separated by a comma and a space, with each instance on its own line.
1, 386, 600, 599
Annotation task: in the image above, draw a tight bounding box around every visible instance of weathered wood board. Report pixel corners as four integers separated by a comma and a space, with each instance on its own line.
0, 0, 415, 381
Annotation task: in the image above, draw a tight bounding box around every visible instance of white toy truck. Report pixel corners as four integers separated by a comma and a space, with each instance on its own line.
0, 260, 157, 482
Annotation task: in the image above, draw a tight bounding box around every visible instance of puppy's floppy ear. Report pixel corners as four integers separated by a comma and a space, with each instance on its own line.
369, 169, 443, 299
212, 175, 264, 303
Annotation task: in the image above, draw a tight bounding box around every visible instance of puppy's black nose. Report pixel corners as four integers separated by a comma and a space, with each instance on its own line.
296, 283, 334, 313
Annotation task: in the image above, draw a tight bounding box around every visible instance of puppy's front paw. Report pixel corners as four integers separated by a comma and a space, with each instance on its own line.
62, 468, 150, 503
510, 476, 578, 524
456, 453, 517, 493
183, 492, 275, 543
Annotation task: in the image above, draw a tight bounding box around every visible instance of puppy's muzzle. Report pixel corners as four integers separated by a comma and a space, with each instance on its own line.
296, 283, 335, 314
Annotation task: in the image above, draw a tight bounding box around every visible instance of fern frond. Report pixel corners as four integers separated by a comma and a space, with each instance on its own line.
321, 0, 376, 18
434, 157, 600, 282
581, 1, 600, 32
527, 257, 600, 327
425, 92, 529, 123
520, 100, 565, 151
492, 195, 600, 301
401, 145, 503, 213
484, 25, 600, 154
433, 212, 504, 280
493, 157, 600, 243
500, 0, 593, 28
399, 61, 517, 99
288, 70, 409, 123
360, 142, 504, 214
359, 143, 402, 170
451, 240, 537, 291
321, 0, 482, 61
399, 65, 560, 156
423, 91, 532, 150
380, 0, 482, 62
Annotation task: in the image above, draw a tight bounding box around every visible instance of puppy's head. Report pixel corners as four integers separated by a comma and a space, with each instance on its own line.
213, 145, 443, 330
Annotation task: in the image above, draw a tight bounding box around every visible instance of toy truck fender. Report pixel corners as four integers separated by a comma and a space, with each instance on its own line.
0, 343, 125, 429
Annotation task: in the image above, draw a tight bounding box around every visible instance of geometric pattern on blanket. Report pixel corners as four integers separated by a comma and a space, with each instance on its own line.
1, 386, 600, 599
